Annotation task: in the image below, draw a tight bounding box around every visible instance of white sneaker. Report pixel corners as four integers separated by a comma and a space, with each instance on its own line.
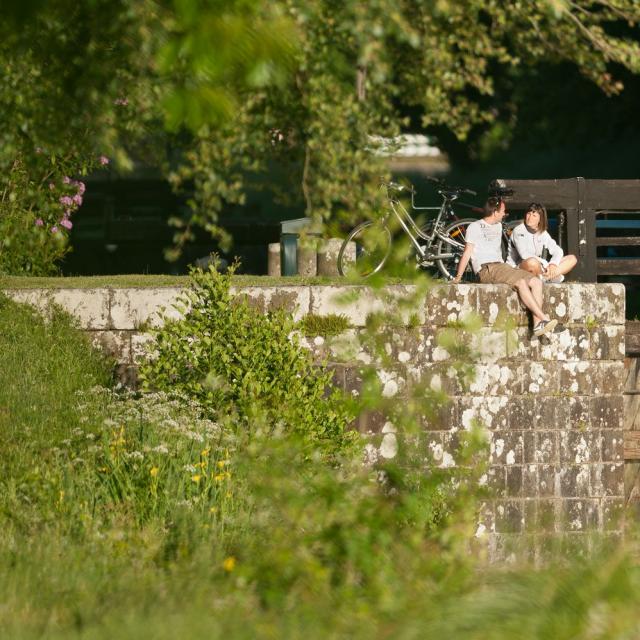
546, 274, 564, 284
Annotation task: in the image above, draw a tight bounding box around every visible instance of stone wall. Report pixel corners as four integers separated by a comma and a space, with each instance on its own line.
3, 282, 628, 555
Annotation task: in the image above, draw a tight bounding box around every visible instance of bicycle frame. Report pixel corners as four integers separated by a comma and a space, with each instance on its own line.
387, 189, 461, 260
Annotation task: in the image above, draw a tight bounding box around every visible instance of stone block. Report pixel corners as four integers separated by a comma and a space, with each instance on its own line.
536, 499, 560, 533
559, 362, 595, 395
522, 361, 560, 395
489, 430, 523, 464
560, 431, 600, 465
419, 364, 469, 396
458, 396, 509, 431
534, 431, 559, 464
600, 430, 624, 462
508, 396, 535, 430
474, 285, 527, 326
559, 465, 591, 497
267, 243, 281, 276
564, 283, 625, 325
317, 238, 344, 277
543, 285, 570, 323
568, 396, 591, 429
505, 466, 523, 497
232, 286, 311, 321
419, 398, 456, 431
469, 363, 522, 395
537, 327, 590, 361
522, 464, 538, 497
495, 500, 524, 533
469, 328, 509, 362
310, 285, 422, 327
537, 465, 558, 497
425, 433, 446, 466
562, 499, 599, 532
601, 497, 625, 531
89, 331, 131, 363
590, 325, 626, 361
597, 361, 626, 395
6, 288, 111, 330
601, 463, 624, 497
51, 288, 111, 329
590, 395, 624, 430
425, 283, 480, 326
297, 245, 317, 277
110, 287, 186, 330
130, 332, 156, 363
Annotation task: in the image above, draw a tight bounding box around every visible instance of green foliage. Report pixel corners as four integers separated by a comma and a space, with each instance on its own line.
298, 312, 351, 337
139, 262, 355, 455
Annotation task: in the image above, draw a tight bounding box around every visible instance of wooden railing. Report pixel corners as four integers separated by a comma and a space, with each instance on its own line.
490, 178, 640, 282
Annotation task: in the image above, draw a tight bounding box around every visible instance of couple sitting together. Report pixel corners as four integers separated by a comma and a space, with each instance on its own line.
453, 197, 577, 339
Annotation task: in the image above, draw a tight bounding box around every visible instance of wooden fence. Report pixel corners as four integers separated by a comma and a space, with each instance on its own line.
490, 178, 640, 282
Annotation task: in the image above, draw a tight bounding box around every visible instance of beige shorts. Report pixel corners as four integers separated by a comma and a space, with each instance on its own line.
477, 262, 535, 288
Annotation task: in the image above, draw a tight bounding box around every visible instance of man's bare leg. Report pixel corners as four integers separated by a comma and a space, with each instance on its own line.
515, 279, 548, 325
528, 277, 544, 310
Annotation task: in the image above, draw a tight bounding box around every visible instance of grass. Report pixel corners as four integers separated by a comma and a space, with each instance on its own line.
0, 274, 421, 289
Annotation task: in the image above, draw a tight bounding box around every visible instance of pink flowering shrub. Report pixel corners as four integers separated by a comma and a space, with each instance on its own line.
0, 152, 105, 275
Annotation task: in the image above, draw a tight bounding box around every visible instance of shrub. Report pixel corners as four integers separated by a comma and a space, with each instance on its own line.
139, 263, 356, 456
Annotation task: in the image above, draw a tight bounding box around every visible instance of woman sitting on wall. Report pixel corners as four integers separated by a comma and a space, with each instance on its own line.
507, 202, 577, 283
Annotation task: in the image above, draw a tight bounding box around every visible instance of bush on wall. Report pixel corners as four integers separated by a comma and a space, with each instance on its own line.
139, 262, 356, 456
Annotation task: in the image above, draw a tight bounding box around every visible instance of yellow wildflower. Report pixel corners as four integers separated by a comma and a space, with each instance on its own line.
150, 466, 159, 478
191, 474, 202, 484
222, 556, 236, 572
201, 448, 210, 457
217, 459, 228, 469
209, 506, 217, 514
214, 473, 225, 482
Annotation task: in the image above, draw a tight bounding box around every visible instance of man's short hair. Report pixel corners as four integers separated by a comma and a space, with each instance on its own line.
484, 196, 504, 217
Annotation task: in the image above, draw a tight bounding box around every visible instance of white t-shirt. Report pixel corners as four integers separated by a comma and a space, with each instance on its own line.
465, 219, 504, 274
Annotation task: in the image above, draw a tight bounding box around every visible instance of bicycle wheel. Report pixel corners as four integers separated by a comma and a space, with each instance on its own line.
435, 218, 476, 281
337, 220, 392, 278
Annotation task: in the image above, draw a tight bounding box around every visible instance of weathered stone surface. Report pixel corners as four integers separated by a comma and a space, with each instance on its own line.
89, 331, 131, 363
591, 325, 626, 360
310, 285, 424, 327
559, 362, 595, 395
563, 283, 625, 325
297, 246, 317, 277
6, 288, 111, 329
522, 361, 560, 395
590, 395, 624, 430
267, 243, 281, 276
426, 283, 480, 326
231, 286, 311, 321
537, 327, 591, 361
131, 332, 156, 363
473, 285, 528, 327
317, 238, 344, 277
110, 288, 186, 330
458, 396, 509, 431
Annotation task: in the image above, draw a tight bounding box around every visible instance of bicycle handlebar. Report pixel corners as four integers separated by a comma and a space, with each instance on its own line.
383, 178, 475, 198
426, 176, 476, 197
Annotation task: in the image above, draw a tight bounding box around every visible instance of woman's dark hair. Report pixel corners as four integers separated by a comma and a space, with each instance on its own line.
484, 196, 504, 217
525, 202, 548, 233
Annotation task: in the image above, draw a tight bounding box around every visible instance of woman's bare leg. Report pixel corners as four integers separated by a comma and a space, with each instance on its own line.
519, 258, 543, 276
556, 254, 577, 277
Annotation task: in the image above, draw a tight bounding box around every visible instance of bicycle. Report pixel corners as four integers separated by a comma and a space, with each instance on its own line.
337, 177, 482, 280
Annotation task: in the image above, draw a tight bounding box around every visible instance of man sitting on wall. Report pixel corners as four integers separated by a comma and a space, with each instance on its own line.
452, 196, 557, 339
